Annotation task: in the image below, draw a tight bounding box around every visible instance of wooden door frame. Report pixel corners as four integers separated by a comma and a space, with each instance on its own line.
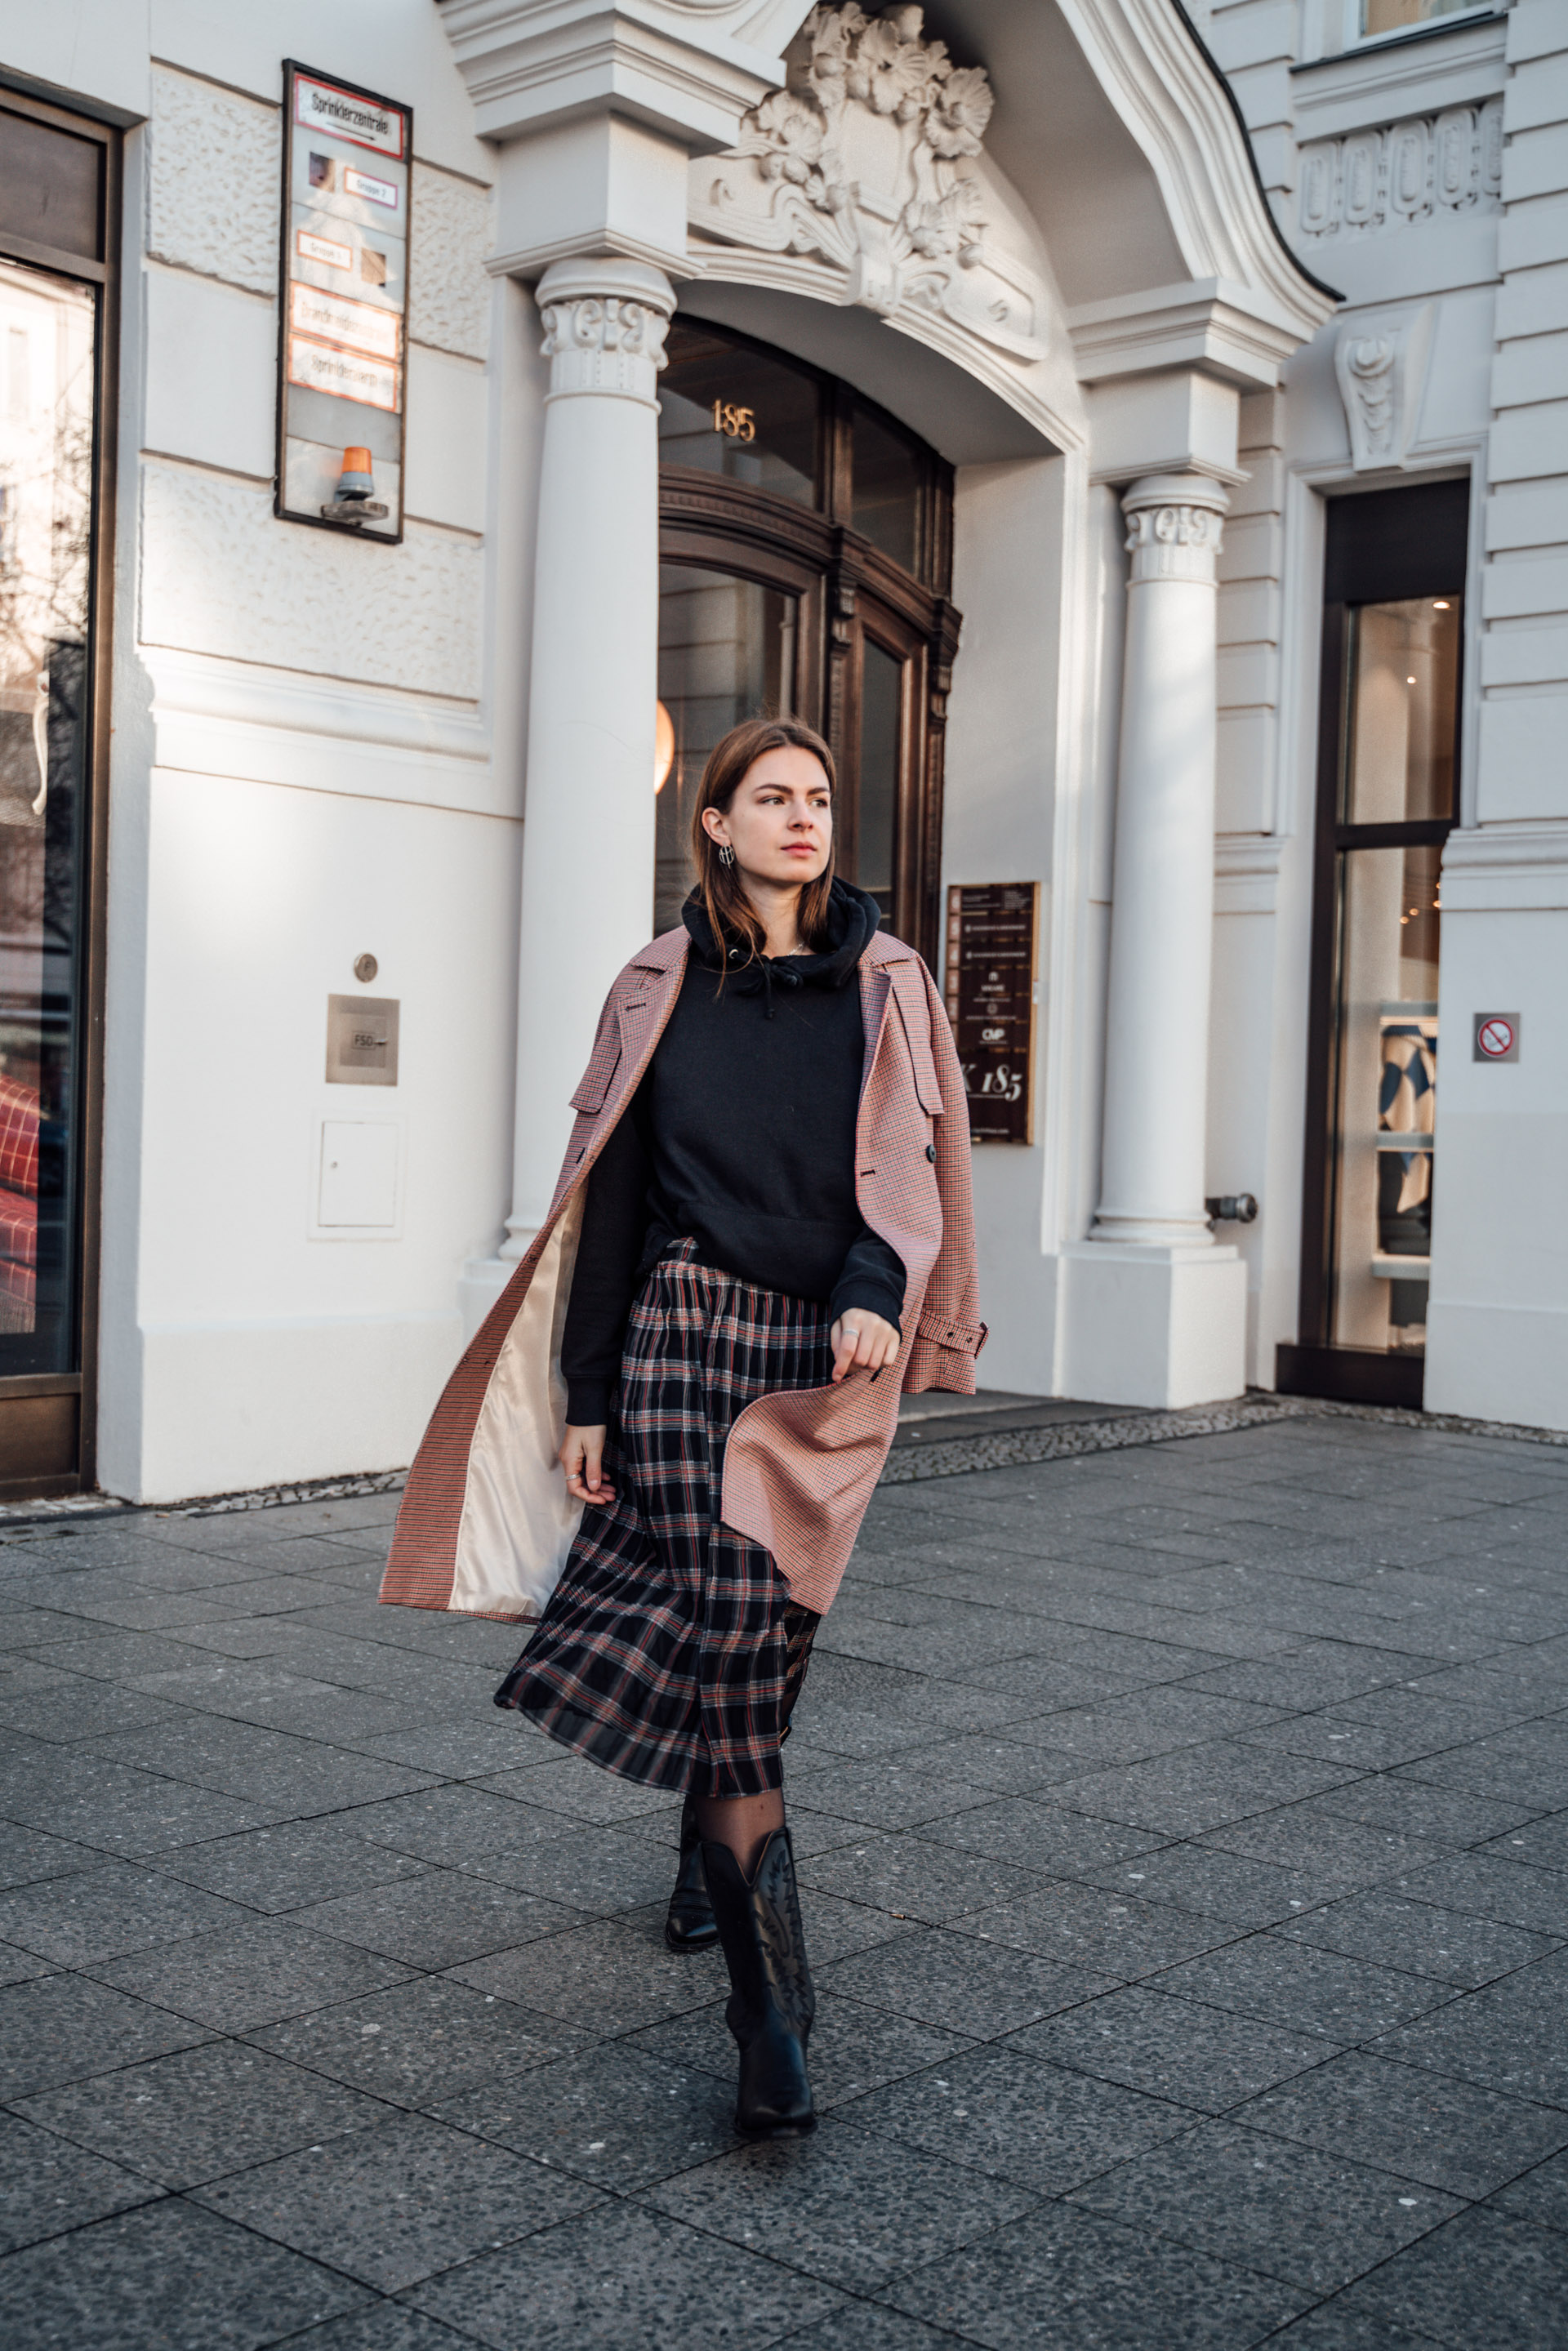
659, 470, 959, 964
0, 84, 120, 1496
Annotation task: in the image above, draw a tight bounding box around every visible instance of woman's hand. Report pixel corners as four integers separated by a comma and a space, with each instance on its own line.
559, 1425, 612, 1504
829, 1312, 900, 1384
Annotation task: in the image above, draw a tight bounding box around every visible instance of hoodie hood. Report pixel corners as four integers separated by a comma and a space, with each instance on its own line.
682, 875, 881, 1012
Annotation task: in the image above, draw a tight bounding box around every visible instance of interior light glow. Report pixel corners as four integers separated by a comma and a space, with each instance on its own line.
1432, 599, 1450, 610
1407, 675, 1417, 685
654, 700, 675, 794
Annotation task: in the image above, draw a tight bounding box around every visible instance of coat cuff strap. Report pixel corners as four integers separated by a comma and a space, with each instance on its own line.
915, 1308, 988, 1356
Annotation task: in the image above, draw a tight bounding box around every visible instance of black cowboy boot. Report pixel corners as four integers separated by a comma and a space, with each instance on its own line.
702, 1826, 815, 2135
664, 1792, 717, 1951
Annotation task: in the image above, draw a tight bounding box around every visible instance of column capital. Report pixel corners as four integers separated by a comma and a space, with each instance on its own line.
1121, 473, 1228, 587
536, 256, 676, 405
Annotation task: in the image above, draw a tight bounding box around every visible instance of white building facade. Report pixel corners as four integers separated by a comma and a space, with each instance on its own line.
0, 0, 1558, 1503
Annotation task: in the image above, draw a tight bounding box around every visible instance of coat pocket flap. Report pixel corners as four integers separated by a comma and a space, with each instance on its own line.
568, 1011, 626, 1115
893, 977, 945, 1116
915, 1307, 987, 1355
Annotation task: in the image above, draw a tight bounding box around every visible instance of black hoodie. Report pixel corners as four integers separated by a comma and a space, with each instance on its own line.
560, 878, 908, 1425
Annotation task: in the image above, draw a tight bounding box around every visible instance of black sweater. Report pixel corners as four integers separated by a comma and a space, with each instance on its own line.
561, 881, 907, 1424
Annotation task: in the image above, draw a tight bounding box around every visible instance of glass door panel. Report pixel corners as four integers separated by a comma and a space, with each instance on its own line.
1345, 598, 1459, 824
1329, 843, 1440, 1354
0, 259, 95, 1369
655, 563, 798, 933
856, 637, 902, 916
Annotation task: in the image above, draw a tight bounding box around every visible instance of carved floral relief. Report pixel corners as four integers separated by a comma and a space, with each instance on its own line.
690, 3, 1046, 363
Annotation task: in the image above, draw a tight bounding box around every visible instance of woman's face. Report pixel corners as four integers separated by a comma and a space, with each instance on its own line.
704, 746, 832, 887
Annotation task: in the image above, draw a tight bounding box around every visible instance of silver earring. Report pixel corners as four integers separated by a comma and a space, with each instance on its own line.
718, 843, 734, 867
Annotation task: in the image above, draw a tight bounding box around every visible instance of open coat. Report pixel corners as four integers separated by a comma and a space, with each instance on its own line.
379, 922, 983, 1623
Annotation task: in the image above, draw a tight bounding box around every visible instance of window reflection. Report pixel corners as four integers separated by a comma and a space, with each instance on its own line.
0, 260, 92, 1364
655, 563, 798, 933
858, 640, 901, 915
851, 408, 920, 572
1344, 597, 1459, 825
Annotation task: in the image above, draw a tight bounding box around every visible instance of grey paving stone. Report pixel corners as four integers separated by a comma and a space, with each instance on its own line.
1085, 1841, 1337, 1928
880, 2199, 1307, 2348
644, 2115, 1036, 2294
0, 1939, 47, 1987
951, 1877, 1237, 1981
358, 1719, 544, 1780
91, 1918, 414, 2033
1490, 2146, 1568, 2234
15, 2038, 385, 2188
1479, 1811, 1568, 1872
474, 1751, 677, 1824
448, 1911, 728, 2033
1281, 1886, 1558, 1986
434, 2041, 742, 2187
292, 1868, 569, 1970
276, 2307, 477, 2351
1311, 1774, 1537, 1848
1156, 1933, 1459, 2041
918, 1794, 1169, 1877
0, 1678, 190, 1742
797, 1832, 1042, 1923
1068, 2115, 1461, 2293
0, 1754, 284, 1855
149, 1818, 430, 1912
1391, 1852, 1568, 1938
192, 2112, 602, 2292
1012, 1984, 1339, 2113
250, 1974, 584, 2105
1039, 1743, 1361, 1837
0, 2113, 154, 2251
1200, 1807, 1431, 1892
0, 1859, 247, 1966
408, 2199, 846, 2349
1257, 2301, 1445, 2351
0, 1973, 207, 2100
844, 2042, 1195, 2193
783, 1756, 994, 1831
769, 2305, 960, 2351
817, 1924, 1112, 2037
1372, 1951, 1568, 2105
1330, 2202, 1568, 2349
1236, 2047, 1568, 2200
0, 2194, 372, 2349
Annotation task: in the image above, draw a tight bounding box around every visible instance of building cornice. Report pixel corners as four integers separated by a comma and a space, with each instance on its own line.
1067, 278, 1303, 389
435, 0, 781, 149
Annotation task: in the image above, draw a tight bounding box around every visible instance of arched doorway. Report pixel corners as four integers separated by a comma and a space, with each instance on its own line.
655, 318, 960, 963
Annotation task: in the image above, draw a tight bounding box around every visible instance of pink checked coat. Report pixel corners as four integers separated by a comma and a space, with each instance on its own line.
379, 923, 983, 1623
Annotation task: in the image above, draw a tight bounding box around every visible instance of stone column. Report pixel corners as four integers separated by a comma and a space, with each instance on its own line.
462, 257, 674, 1327
1094, 474, 1229, 1247
1065, 472, 1247, 1407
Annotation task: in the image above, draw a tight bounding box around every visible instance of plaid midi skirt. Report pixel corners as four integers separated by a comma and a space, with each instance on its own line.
494, 1241, 827, 1797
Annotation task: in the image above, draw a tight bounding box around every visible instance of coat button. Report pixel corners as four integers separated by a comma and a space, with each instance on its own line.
925, 1143, 938, 1162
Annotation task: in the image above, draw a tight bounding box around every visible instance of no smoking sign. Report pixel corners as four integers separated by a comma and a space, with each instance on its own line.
1473, 1013, 1521, 1063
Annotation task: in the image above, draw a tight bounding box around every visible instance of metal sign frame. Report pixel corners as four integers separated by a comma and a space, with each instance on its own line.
275, 60, 412, 545
943, 881, 1039, 1144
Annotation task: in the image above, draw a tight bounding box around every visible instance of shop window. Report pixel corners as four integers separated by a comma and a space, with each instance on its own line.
656, 318, 958, 960
1281, 481, 1466, 1410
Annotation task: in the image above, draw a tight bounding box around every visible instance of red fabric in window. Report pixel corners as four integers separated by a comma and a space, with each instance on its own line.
0, 1077, 38, 1197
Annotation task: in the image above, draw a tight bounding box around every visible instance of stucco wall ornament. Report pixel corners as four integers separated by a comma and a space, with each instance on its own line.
691, 3, 1045, 362
1334, 302, 1436, 471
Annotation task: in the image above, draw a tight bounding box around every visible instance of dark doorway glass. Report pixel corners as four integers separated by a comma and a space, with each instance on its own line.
851, 407, 920, 571
657, 323, 817, 508
0, 259, 95, 1371
857, 639, 902, 915
655, 563, 799, 933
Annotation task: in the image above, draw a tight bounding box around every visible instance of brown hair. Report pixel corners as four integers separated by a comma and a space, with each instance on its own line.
690, 716, 837, 965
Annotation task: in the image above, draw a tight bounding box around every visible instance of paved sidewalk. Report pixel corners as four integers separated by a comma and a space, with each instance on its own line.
1, 1415, 1566, 2348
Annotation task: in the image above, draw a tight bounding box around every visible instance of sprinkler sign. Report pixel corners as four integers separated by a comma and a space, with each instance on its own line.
1473, 1013, 1521, 1063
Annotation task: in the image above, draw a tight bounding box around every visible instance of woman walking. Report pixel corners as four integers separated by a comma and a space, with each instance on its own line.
381, 716, 982, 2135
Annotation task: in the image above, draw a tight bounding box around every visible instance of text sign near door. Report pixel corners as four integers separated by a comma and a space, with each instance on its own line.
944, 883, 1039, 1143
277, 61, 411, 543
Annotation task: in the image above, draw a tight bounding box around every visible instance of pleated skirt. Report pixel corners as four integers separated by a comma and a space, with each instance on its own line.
494, 1240, 825, 1797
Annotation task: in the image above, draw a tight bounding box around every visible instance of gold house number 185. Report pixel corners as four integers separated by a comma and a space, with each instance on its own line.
712, 400, 756, 443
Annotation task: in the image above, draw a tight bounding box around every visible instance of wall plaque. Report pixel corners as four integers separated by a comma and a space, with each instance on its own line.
277, 61, 412, 543
326, 995, 399, 1086
943, 883, 1039, 1143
